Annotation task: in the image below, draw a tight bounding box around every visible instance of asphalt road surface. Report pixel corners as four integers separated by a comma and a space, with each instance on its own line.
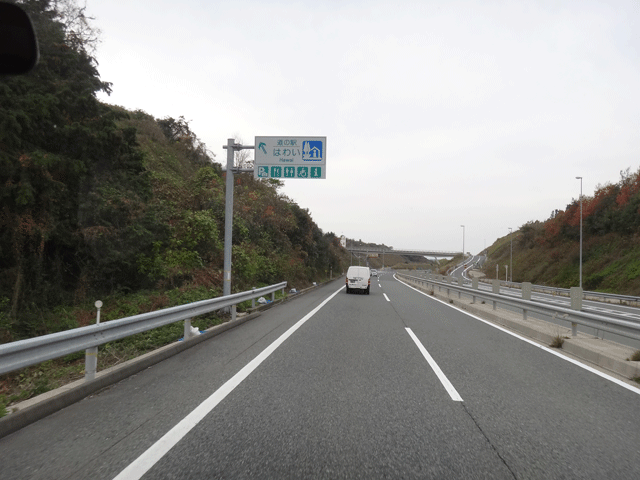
1, 273, 639, 479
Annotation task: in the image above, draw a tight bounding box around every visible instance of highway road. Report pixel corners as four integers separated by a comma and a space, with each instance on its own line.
1, 273, 640, 479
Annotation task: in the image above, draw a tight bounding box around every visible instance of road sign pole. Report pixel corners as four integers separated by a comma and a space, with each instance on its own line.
223, 138, 235, 300
222, 139, 255, 305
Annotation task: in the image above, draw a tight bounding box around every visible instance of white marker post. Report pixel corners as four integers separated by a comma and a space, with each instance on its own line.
84, 300, 102, 381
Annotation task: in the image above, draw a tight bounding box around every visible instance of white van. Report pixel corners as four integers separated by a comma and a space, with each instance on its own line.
346, 266, 371, 294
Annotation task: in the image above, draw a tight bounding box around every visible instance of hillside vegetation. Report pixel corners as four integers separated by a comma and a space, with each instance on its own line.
0, 1, 349, 344
482, 168, 640, 295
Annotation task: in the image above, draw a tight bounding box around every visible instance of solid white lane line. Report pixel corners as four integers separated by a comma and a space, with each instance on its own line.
406, 328, 463, 402
395, 275, 640, 396
113, 285, 345, 480
383, 293, 390, 302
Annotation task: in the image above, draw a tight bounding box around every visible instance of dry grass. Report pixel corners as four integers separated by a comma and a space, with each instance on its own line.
550, 335, 565, 348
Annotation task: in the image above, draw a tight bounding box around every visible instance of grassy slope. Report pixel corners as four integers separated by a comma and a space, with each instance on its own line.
482, 231, 640, 295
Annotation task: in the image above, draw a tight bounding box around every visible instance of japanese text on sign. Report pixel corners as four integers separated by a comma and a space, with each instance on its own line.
254, 136, 326, 179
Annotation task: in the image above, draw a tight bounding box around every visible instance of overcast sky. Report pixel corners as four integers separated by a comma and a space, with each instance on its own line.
89, 0, 640, 255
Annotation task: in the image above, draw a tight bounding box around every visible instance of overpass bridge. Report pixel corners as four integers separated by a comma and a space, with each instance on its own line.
345, 247, 460, 258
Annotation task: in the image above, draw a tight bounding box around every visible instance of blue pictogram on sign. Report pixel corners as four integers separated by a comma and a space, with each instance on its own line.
302, 141, 323, 161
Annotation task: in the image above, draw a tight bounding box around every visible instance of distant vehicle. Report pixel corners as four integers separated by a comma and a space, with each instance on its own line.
371, 269, 378, 277
346, 266, 370, 294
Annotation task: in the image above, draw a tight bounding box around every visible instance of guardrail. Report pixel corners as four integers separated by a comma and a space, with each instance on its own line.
0, 282, 287, 378
475, 278, 640, 307
396, 273, 640, 343
411, 270, 640, 307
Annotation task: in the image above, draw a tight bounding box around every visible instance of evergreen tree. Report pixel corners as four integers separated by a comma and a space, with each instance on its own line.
0, 1, 151, 331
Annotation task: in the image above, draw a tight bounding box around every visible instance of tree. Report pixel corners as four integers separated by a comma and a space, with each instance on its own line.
157, 116, 214, 166
0, 0, 153, 330
53, 0, 102, 55
232, 135, 254, 169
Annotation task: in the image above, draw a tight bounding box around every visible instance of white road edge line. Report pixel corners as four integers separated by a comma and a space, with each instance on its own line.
113, 285, 345, 480
406, 328, 463, 402
383, 293, 390, 302
394, 275, 640, 396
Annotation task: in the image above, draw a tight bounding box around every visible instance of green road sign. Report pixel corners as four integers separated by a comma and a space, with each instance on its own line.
254, 136, 326, 179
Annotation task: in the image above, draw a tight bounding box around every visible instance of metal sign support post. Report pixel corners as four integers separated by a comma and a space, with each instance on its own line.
222, 135, 323, 304
222, 139, 254, 301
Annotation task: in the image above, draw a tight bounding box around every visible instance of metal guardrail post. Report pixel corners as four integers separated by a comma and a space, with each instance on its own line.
522, 282, 532, 320
183, 318, 192, 340
492, 280, 500, 310
471, 277, 478, 303
85, 347, 97, 381
84, 300, 103, 381
252, 287, 256, 308
231, 305, 237, 322
271, 291, 275, 302
570, 287, 583, 337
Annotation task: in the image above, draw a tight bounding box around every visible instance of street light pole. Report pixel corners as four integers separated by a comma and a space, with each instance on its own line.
460, 225, 465, 259
508, 227, 513, 283
576, 176, 583, 289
